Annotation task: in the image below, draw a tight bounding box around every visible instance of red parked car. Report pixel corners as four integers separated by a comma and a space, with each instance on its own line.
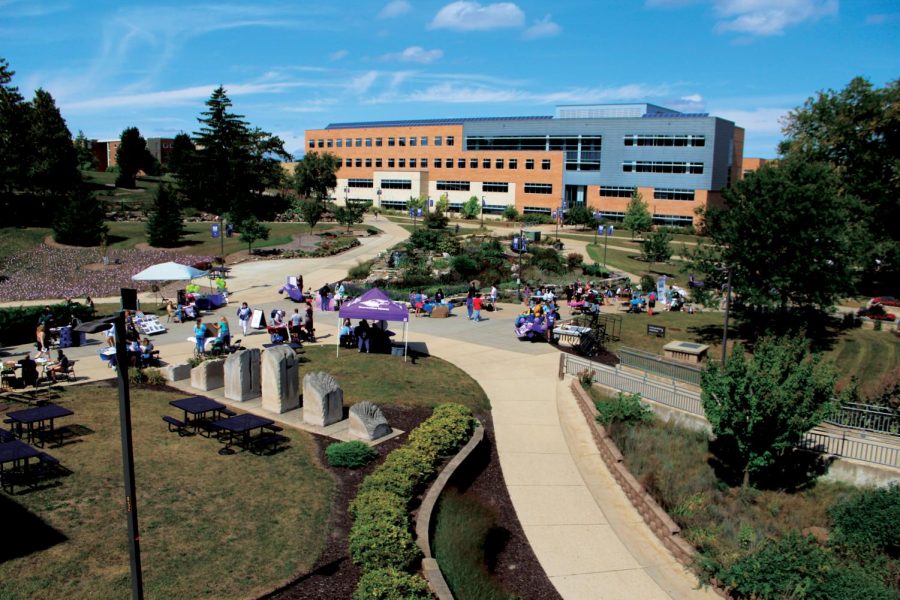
871, 296, 900, 307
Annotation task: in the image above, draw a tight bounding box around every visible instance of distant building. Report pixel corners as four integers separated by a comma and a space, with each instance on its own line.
741, 157, 771, 179
90, 137, 175, 172
303, 103, 744, 226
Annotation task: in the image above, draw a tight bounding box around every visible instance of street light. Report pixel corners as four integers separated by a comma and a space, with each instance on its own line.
592, 211, 601, 246
480, 195, 485, 230
600, 223, 614, 272
721, 267, 732, 363
376, 188, 382, 210
75, 302, 144, 600
343, 187, 349, 206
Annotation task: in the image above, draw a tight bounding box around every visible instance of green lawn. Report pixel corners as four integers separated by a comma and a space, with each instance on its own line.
827, 327, 900, 395
0, 383, 332, 599
301, 345, 490, 412
0, 227, 52, 260
585, 243, 688, 279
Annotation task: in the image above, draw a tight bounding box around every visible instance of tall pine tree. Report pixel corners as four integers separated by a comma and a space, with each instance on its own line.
53, 186, 108, 246
29, 88, 80, 217
115, 126, 152, 188
0, 58, 31, 207
145, 184, 185, 247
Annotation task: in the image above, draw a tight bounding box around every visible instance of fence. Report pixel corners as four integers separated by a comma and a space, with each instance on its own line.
618, 347, 702, 386
825, 403, 899, 437
563, 353, 900, 469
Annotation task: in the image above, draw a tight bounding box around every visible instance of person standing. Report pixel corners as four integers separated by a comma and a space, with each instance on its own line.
355, 319, 370, 353
218, 316, 231, 347
236, 302, 252, 335
193, 318, 207, 355
466, 281, 477, 320
304, 301, 315, 342
472, 293, 483, 322
647, 291, 656, 317
490, 284, 498, 306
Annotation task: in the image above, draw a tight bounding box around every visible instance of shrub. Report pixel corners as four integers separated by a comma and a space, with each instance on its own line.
451, 255, 478, 278
566, 252, 584, 270
187, 355, 206, 368
325, 441, 378, 469
579, 370, 594, 389
353, 568, 431, 600
595, 392, 653, 425
350, 517, 420, 572
349, 259, 375, 280
143, 368, 166, 386
379, 446, 437, 486
358, 464, 420, 499
0, 303, 94, 346
521, 212, 552, 224
407, 404, 474, 459
582, 263, 610, 278
349, 490, 408, 524
829, 484, 900, 557
128, 367, 145, 385
639, 274, 656, 293
716, 532, 895, 600
501, 205, 519, 221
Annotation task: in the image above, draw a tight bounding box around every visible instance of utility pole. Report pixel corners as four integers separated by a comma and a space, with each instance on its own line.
721, 266, 732, 363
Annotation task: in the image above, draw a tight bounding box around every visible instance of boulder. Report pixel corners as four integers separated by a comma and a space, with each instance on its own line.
349, 401, 392, 441
302, 371, 343, 426
430, 304, 450, 319
224, 348, 261, 402
261, 346, 300, 413
190, 358, 225, 391
165, 362, 191, 382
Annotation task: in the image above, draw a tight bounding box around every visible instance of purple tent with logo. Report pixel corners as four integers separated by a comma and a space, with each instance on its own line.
337, 288, 410, 360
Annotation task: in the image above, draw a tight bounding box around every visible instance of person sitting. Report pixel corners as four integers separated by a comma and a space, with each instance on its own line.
126, 339, 142, 366
140, 338, 159, 366
355, 319, 371, 353
19, 354, 39, 387
48, 349, 70, 382
339, 319, 355, 348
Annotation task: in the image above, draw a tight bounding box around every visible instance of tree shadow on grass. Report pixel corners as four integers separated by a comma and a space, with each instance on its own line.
0, 495, 67, 563
708, 438, 833, 492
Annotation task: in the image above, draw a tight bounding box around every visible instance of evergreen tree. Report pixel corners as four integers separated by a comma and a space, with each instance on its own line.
28, 88, 80, 215
52, 187, 108, 246
167, 132, 195, 178
145, 184, 185, 247
622, 190, 652, 239
0, 58, 31, 203
73, 130, 96, 170
115, 127, 152, 188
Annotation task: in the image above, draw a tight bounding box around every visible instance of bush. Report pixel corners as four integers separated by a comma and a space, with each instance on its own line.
349, 259, 375, 280
353, 568, 431, 600
521, 213, 552, 224
829, 484, 900, 557
325, 441, 378, 469
582, 263, 610, 278
528, 246, 565, 274
639, 274, 656, 293
128, 367, 145, 385
595, 392, 653, 425
407, 404, 474, 459
0, 303, 94, 346
501, 205, 519, 221
451, 255, 478, 278
143, 368, 166, 386
566, 252, 584, 270
349, 490, 408, 524
349, 517, 420, 571
717, 532, 895, 600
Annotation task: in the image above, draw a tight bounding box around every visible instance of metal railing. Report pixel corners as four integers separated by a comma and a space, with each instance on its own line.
825, 403, 899, 437
563, 353, 900, 469
617, 346, 702, 386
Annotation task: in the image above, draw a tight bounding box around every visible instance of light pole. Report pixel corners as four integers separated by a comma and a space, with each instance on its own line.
603, 224, 613, 273
514, 226, 526, 301
592, 211, 601, 246
218, 216, 225, 258
75, 303, 144, 600
376, 188, 382, 210
480, 195, 485, 230
721, 266, 732, 363
344, 186, 349, 206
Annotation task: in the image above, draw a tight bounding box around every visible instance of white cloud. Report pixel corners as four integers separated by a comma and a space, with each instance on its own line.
329, 49, 349, 61
381, 46, 444, 64
378, 0, 412, 18
350, 71, 379, 94
522, 14, 561, 40
713, 0, 838, 36
63, 81, 303, 111
369, 81, 671, 105
429, 1, 525, 31
712, 107, 790, 134
682, 93, 704, 103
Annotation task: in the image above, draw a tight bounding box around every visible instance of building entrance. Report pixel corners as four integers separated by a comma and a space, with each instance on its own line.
564, 185, 586, 207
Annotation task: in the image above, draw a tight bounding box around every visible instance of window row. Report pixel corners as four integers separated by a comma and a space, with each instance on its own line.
436, 180, 470, 191
622, 161, 704, 174
599, 186, 635, 198
466, 135, 601, 152
380, 179, 412, 190
335, 157, 551, 170
653, 188, 695, 201
524, 183, 553, 195
347, 178, 374, 188
310, 135, 454, 149
623, 134, 705, 147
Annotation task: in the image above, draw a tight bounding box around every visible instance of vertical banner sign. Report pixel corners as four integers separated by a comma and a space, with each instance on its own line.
211, 224, 220, 238
225, 223, 234, 238
598, 224, 605, 235
429, 197, 434, 207
417, 208, 423, 217
608, 225, 614, 236
657, 275, 667, 297
551, 210, 557, 219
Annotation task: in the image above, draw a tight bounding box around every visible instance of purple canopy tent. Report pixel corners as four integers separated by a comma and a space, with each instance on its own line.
337, 288, 410, 361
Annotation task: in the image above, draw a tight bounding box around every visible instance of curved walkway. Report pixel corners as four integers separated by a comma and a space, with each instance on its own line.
2, 216, 713, 599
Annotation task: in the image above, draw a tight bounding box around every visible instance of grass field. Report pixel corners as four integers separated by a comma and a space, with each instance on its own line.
0, 228, 52, 260
585, 243, 689, 279
0, 383, 332, 599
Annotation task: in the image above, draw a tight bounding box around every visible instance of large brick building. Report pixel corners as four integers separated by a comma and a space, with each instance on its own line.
91, 137, 175, 172
303, 103, 744, 225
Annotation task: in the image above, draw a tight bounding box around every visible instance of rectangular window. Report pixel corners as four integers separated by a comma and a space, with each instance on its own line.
388, 158, 395, 168
348, 178, 374, 188
434, 158, 442, 168
336, 158, 342, 167
599, 186, 635, 198
525, 159, 534, 170
421, 158, 428, 168
495, 158, 504, 169
375, 158, 383, 168
376, 137, 383, 147
398, 158, 406, 168
482, 182, 509, 193
457, 158, 465, 168
355, 138, 362, 147
624, 134, 706, 147
345, 138, 352, 147
482, 158, 491, 169
622, 161, 703, 174
446, 135, 455, 146
436, 180, 471, 191
399, 137, 406, 147
409, 158, 417, 168
336, 139, 343, 148
365, 138, 372, 147
420, 136, 428, 146
470, 158, 478, 168
509, 158, 518, 169
326, 139, 333, 148
365, 158, 372, 168
409, 136, 417, 147
308, 140, 315, 148
435, 135, 443, 146
355, 158, 362, 167
524, 183, 553, 194
654, 188, 695, 201
388, 137, 395, 147
381, 179, 412, 190
541, 159, 551, 170
317, 140, 324, 148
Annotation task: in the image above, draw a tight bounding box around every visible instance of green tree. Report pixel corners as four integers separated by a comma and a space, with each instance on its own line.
334, 204, 365, 232
780, 77, 900, 291
73, 130, 96, 170
640, 228, 673, 274
115, 127, 152, 188
167, 132, 195, 178
435, 193, 449, 213
700, 336, 839, 486
407, 194, 425, 212
460, 195, 481, 220
296, 199, 324, 232
28, 88, 80, 215
423, 205, 448, 229
293, 151, 338, 207
145, 184, 185, 247
52, 187, 108, 246
565, 204, 594, 229
501, 204, 519, 221
239, 216, 269, 254
622, 190, 652, 239
0, 58, 31, 203
693, 159, 856, 313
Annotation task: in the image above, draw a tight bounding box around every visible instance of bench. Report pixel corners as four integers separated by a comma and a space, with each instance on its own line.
249, 432, 288, 455
162, 415, 188, 435
263, 424, 284, 433
219, 408, 237, 417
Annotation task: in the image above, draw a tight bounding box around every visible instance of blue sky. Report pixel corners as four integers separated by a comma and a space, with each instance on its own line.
2, 0, 898, 158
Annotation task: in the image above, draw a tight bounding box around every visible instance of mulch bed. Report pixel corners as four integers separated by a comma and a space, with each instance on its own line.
263, 407, 560, 600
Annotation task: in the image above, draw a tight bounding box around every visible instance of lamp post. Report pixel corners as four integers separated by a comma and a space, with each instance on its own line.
592, 211, 601, 246
480, 195, 485, 230
514, 226, 526, 301
721, 266, 732, 363
602, 224, 613, 272
218, 216, 225, 258
344, 186, 349, 206
376, 188, 382, 210
75, 305, 144, 600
